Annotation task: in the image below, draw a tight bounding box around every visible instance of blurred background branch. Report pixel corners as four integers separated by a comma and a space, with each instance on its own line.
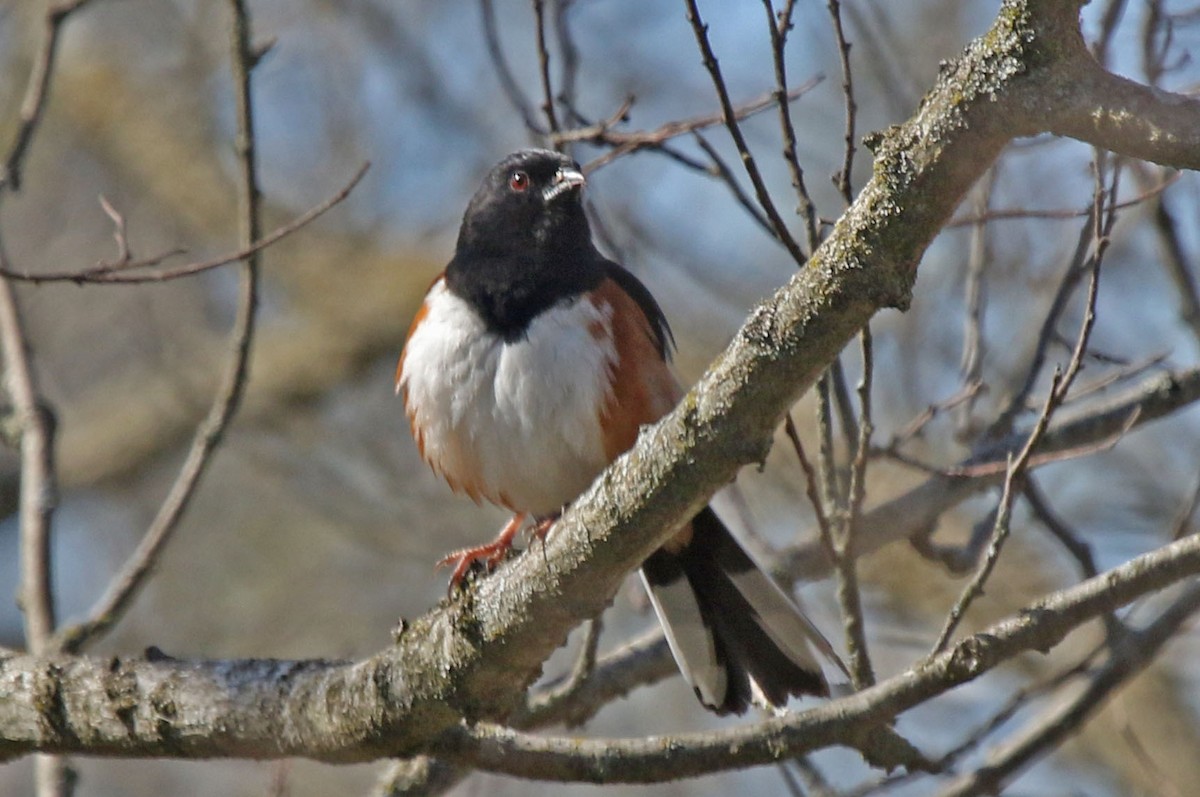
1, 1, 1200, 796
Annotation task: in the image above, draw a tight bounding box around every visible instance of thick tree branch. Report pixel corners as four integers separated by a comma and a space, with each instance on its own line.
1046, 59, 1200, 169
3, 524, 1200, 766
376, 629, 676, 797
429, 534, 1200, 784
3, 0, 1199, 775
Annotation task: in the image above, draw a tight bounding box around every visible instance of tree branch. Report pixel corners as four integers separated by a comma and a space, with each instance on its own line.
432, 534, 1200, 784
936, 583, 1200, 796
1046, 58, 1200, 169
0, 0, 95, 191
4, 0, 1200, 779
3, 525, 1200, 767
0, 163, 367, 284
786, 366, 1200, 582
51, 0, 267, 655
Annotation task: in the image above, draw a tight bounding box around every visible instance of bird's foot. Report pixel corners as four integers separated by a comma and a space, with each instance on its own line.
437, 512, 527, 591
531, 514, 558, 542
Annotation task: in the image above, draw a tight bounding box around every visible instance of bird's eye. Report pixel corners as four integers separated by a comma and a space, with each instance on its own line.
509, 171, 529, 192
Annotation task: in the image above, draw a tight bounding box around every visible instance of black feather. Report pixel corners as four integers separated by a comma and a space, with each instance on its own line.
603, 260, 675, 360
642, 507, 828, 715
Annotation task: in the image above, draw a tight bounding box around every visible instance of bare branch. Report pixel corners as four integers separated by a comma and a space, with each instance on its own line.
955, 168, 998, 435
52, 0, 267, 654
930, 375, 1059, 655
479, 0, 544, 135
936, 583, 1200, 797
1045, 58, 1200, 169
563, 78, 824, 171
683, 0, 809, 266
1, 0, 96, 191
946, 169, 1180, 227
828, 0, 858, 204
0, 236, 67, 797
0, 269, 57, 651
518, 618, 604, 728
786, 366, 1200, 582
428, 535, 1200, 783
3, 527, 1200, 767
531, 0, 560, 134
987, 204, 1096, 438
841, 327, 875, 688
762, 0, 820, 255
936, 161, 1114, 654
0, 164, 369, 284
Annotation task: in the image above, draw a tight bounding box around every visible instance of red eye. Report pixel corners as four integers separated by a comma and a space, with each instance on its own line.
509, 171, 529, 192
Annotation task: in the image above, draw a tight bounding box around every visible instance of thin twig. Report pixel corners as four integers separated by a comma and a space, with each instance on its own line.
956, 169, 998, 437
784, 413, 837, 566
842, 2, 921, 119
815, 373, 841, 524
1091, 0, 1131, 68
54, 0, 267, 654
839, 327, 875, 689
936, 583, 1200, 797
97, 195, 132, 265
0, 6, 93, 795
568, 77, 823, 171
931, 160, 1119, 655
479, 0, 544, 135
828, 0, 858, 204
930, 379, 1049, 653
986, 196, 1097, 438
520, 618, 604, 728
0, 164, 368, 284
762, 0, 820, 256
1, 0, 95, 191
946, 170, 1179, 227
1168, 470, 1200, 541
683, 0, 809, 266
829, 358, 860, 453
1064, 350, 1168, 404
884, 380, 984, 452
0, 262, 57, 653
532, 0, 560, 135
553, 0, 581, 114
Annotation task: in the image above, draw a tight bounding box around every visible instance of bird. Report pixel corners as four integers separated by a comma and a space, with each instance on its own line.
396, 148, 838, 715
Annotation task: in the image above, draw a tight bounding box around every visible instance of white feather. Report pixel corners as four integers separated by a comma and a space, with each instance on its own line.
640, 570, 726, 708
399, 279, 617, 516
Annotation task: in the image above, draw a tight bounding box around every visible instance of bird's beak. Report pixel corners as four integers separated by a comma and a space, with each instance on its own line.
543, 166, 586, 202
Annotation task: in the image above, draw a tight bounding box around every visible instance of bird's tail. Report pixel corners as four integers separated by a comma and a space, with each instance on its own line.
640, 506, 840, 715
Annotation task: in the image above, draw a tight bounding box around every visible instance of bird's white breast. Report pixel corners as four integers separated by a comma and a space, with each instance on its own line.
399, 279, 617, 516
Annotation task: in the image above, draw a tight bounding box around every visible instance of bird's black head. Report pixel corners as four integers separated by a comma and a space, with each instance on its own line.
455, 149, 590, 260
447, 149, 606, 340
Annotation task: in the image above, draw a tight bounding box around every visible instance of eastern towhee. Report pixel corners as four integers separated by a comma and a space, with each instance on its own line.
397, 149, 835, 714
